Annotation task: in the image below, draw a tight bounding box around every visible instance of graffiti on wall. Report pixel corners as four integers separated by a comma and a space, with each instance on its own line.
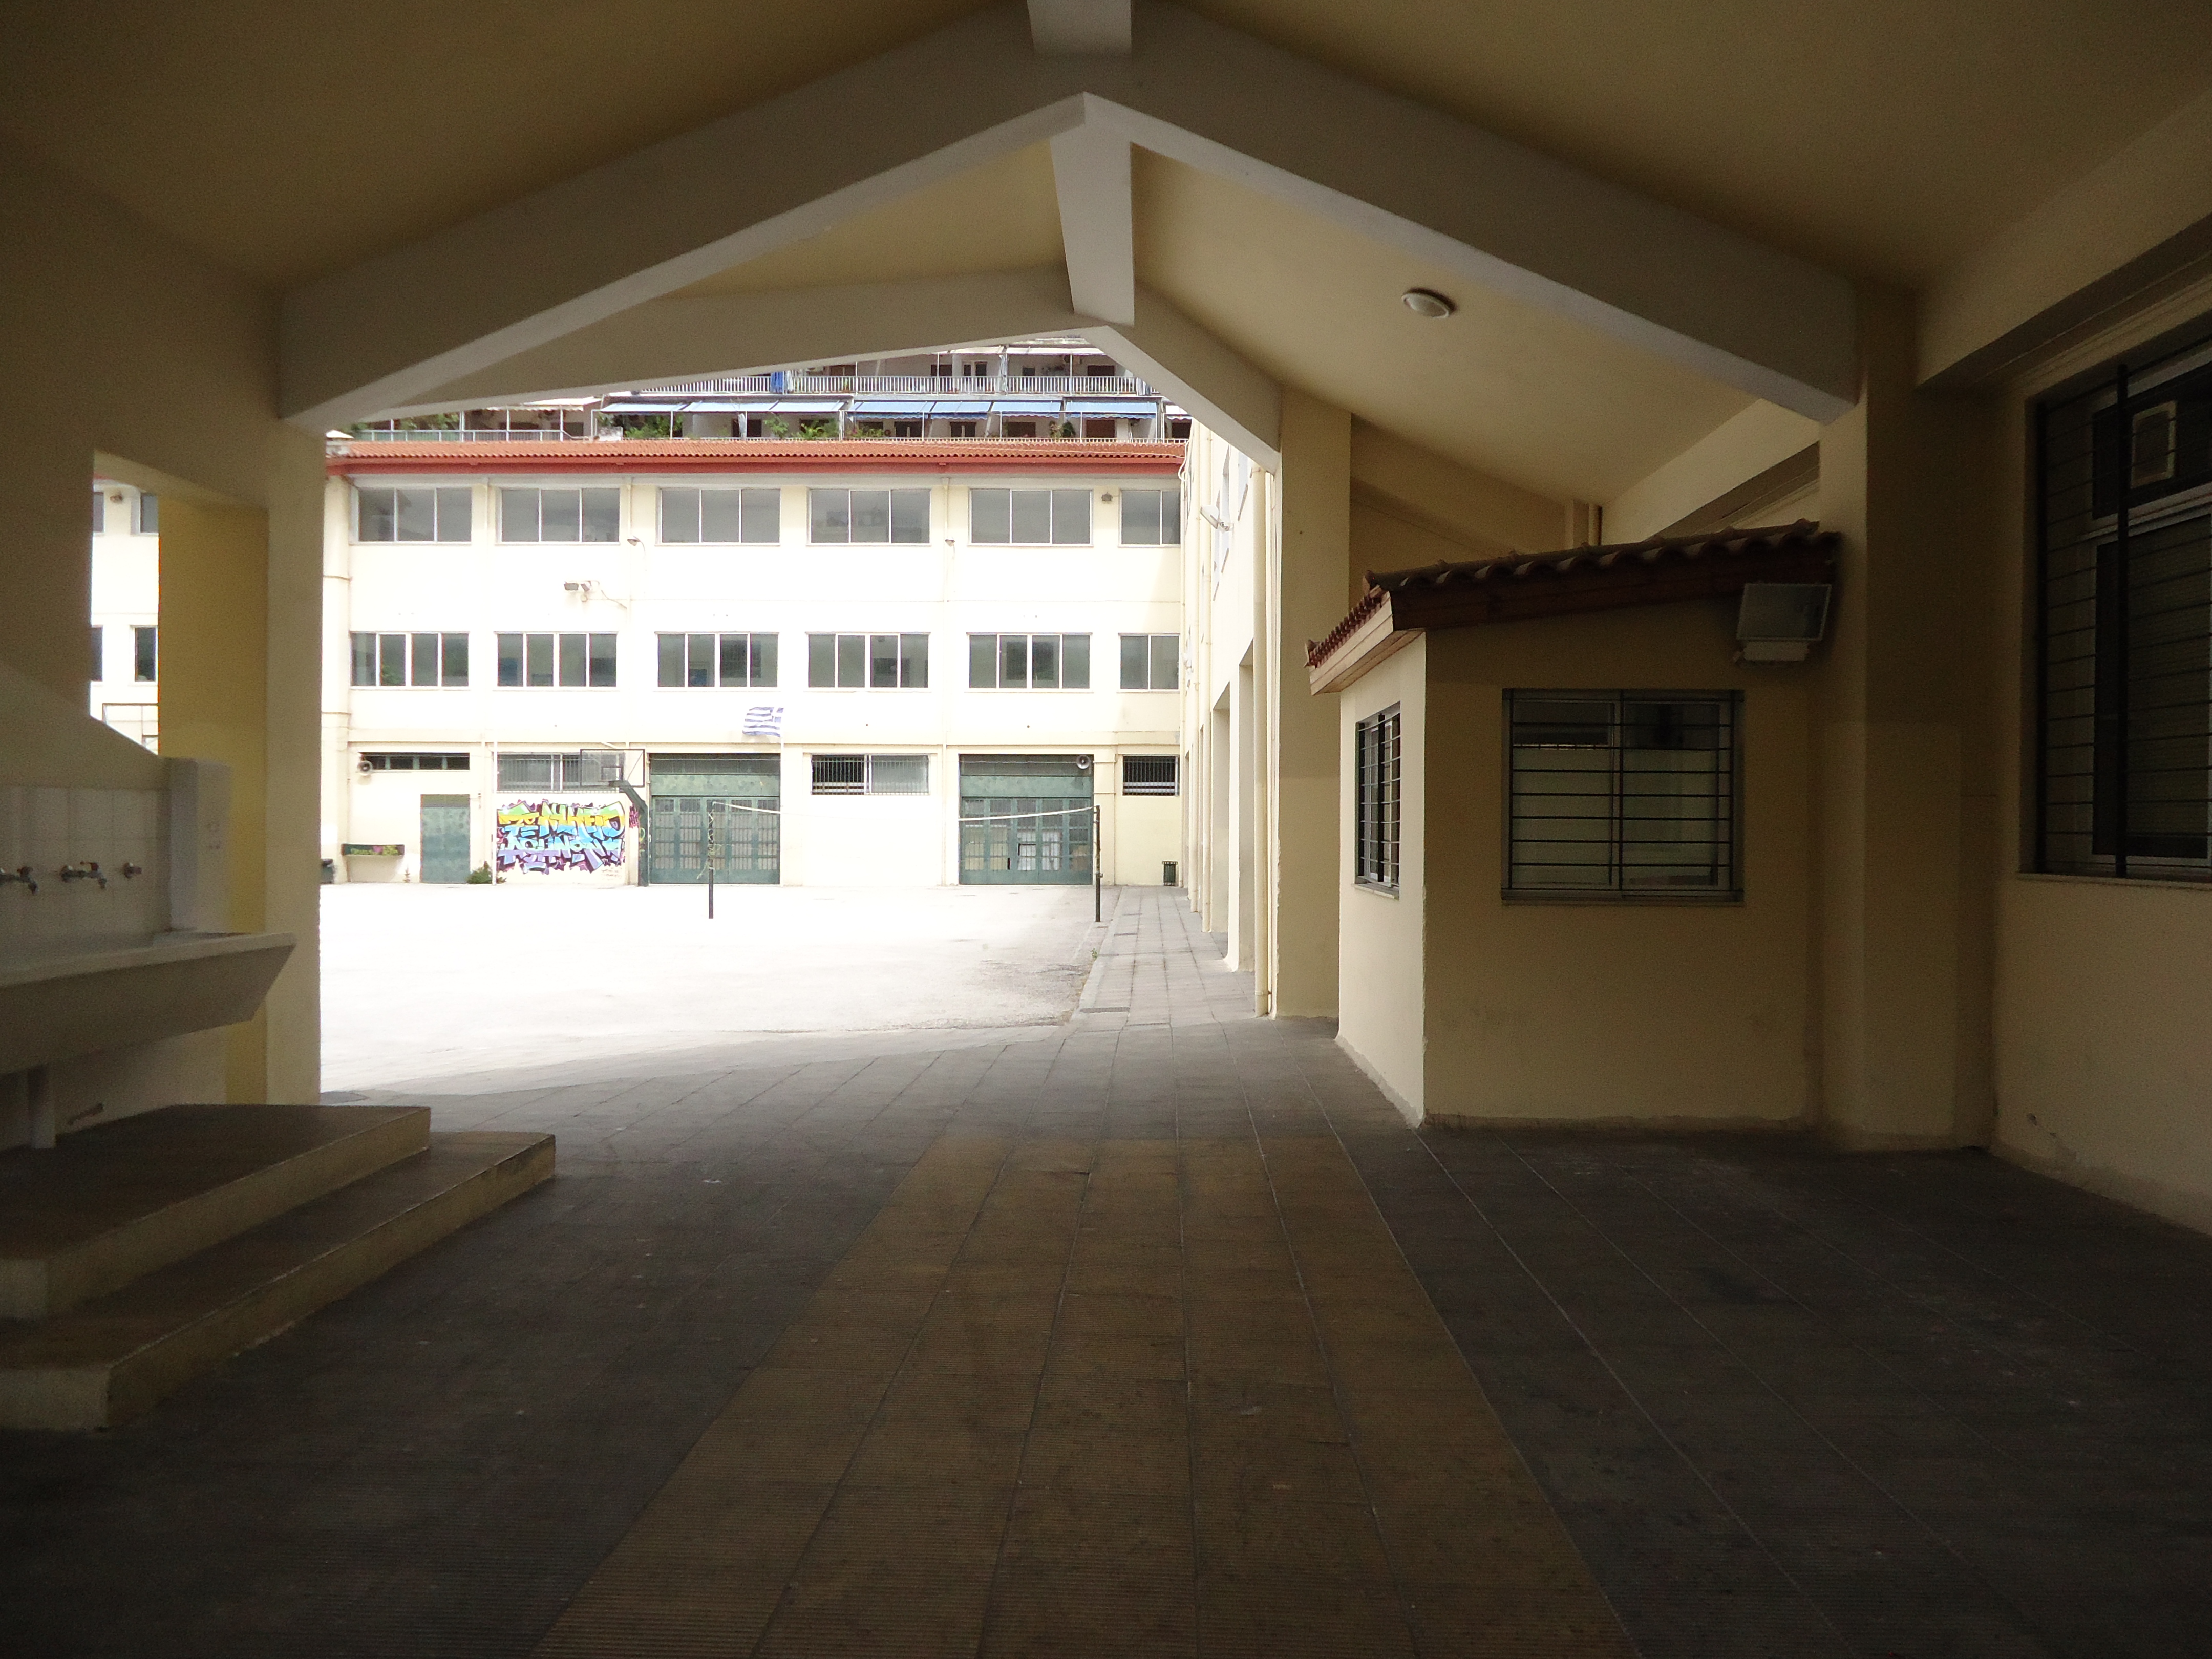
495, 797, 626, 875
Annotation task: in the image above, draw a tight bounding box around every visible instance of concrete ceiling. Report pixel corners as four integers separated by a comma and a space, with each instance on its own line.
3, 1, 2208, 293
1133, 151, 1751, 503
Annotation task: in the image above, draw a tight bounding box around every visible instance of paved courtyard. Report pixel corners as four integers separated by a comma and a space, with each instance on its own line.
5, 891, 2210, 1655
321, 883, 1102, 1094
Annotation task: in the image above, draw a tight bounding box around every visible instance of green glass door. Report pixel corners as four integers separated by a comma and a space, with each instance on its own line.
420, 795, 471, 883
648, 754, 780, 884
959, 756, 1093, 885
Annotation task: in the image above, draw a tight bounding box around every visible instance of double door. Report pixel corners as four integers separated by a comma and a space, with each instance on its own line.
647, 754, 781, 884
958, 757, 1093, 886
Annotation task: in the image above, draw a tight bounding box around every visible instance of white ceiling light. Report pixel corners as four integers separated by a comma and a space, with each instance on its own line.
1401, 288, 1456, 319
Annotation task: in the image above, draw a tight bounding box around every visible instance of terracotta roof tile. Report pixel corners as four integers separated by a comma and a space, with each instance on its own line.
328, 439, 1185, 476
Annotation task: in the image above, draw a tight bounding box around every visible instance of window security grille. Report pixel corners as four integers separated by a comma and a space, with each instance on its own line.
364, 753, 470, 772
351, 631, 468, 687
497, 632, 617, 688
499, 487, 618, 543
806, 633, 928, 688
1506, 692, 1739, 898
1122, 756, 1179, 796
2036, 330, 2212, 881
132, 625, 158, 683
1354, 708, 1401, 890
496, 751, 623, 790
969, 488, 1092, 545
808, 488, 930, 544
1118, 486, 1183, 546
967, 633, 1091, 689
657, 632, 777, 688
810, 754, 929, 796
1119, 634, 1180, 690
356, 485, 471, 543
660, 486, 780, 544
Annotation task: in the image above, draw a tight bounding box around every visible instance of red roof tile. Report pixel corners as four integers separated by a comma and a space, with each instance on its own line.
327, 439, 1185, 477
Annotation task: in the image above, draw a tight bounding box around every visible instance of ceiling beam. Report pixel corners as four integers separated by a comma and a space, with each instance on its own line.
1028, 0, 1131, 56
1083, 285, 1282, 469
1050, 107, 1135, 326
283, 0, 1856, 431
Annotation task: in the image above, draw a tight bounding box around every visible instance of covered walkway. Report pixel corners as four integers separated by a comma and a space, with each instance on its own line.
6, 891, 2210, 1656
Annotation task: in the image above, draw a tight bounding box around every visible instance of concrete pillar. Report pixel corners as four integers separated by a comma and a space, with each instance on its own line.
1267, 391, 1353, 1019
1815, 290, 2000, 1148
0, 428, 96, 700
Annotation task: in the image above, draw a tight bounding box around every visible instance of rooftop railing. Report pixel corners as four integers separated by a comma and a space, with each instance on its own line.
643, 373, 1156, 397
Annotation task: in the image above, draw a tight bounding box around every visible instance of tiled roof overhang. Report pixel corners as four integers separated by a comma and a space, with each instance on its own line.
1307, 520, 1840, 693
327, 440, 1186, 477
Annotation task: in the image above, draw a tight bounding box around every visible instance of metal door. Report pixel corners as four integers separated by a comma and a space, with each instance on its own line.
419, 795, 471, 883
959, 756, 1093, 885
648, 754, 780, 884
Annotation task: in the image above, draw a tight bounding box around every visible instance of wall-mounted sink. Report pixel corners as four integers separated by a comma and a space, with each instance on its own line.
0, 932, 295, 1077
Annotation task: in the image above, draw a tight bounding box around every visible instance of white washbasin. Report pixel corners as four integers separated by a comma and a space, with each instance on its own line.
0, 932, 295, 1075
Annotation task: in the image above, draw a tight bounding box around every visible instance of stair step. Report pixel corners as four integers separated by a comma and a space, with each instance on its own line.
0, 1104, 431, 1320
0, 1131, 554, 1430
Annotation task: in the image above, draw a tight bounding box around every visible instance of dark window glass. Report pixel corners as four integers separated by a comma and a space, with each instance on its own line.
754, 633, 777, 686
1032, 634, 1060, 689
589, 633, 617, 687
658, 633, 683, 687
999, 634, 1029, 688
1063, 633, 1090, 689
900, 634, 928, 689
811, 489, 850, 543
411, 632, 439, 686
526, 633, 554, 687
1150, 635, 1178, 690
377, 633, 405, 686
350, 632, 375, 687
132, 625, 158, 682
837, 634, 864, 687
136, 491, 159, 534
396, 488, 436, 542
90, 492, 106, 535
808, 633, 836, 687
1120, 634, 1148, 690
890, 489, 929, 543
970, 634, 996, 688
542, 490, 583, 543
358, 487, 396, 541
718, 634, 746, 686
870, 633, 900, 688
498, 633, 524, 687
558, 633, 586, 687
441, 633, 469, 686
582, 488, 619, 542
90, 625, 104, 682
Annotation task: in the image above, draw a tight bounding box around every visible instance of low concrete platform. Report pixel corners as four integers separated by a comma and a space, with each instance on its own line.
0, 1103, 430, 1318
0, 1128, 553, 1430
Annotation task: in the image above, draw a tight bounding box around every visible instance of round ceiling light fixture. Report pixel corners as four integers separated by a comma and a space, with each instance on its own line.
1401, 288, 1456, 320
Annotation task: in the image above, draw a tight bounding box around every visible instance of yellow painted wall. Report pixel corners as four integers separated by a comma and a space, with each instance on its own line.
1335, 636, 1426, 1122
1418, 609, 1814, 1127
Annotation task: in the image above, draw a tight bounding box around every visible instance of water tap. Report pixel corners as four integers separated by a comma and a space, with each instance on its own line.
59, 861, 108, 889
0, 866, 35, 894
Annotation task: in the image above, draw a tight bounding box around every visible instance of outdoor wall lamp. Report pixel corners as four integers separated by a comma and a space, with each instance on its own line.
1736, 582, 1833, 662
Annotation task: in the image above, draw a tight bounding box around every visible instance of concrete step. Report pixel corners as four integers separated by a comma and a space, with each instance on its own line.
0, 1104, 431, 1320
0, 1131, 555, 1430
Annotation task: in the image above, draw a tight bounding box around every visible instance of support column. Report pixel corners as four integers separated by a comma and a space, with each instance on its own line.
1267, 390, 1353, 1019
1815, 290, 2000, 1148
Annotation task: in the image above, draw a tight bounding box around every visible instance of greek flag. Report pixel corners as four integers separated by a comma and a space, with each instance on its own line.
741, 705, 784, 739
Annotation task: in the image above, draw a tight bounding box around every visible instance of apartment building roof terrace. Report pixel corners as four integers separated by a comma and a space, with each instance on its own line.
326, 439, 1188, 476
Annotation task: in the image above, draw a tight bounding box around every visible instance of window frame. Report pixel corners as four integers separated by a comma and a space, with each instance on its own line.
1122, 755, 1180, 796
1117, 485, 1183, 546
354, 484, 473, 544
1353, 707, 1402, 893
350, 631, 469, 688
361, 752, 471, 773
805, 632, 928, 689
1118, 633, 1180, 691
495, 631, 619, 688
810, 753, 931, 796
497, 485, 620, 544
656, 631, 778, 689
967, 632, 1092, 690
658, 485, 781, 545
968, 487, 1093, 546
806, 487, 931, 545
1503, 690, 1741, 902
132, 625, 158, 684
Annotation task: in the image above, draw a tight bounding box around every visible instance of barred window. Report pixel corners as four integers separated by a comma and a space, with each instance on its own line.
351, 631, 468, 687
1122, 756, 1179, 796
2037, 332, 2212, 881
811, 754, 929, 795
968, 633, 1090, 689
657, 632, 777, 688
496, 751, 624, 790
1506, 692, 1738, 898
660, 486, 780, 544
499, 486, 618, 542
970, 488, 1091, 545
1354, 707, 1401, 891
356, 485, 471, 542
363, 752, 470, 772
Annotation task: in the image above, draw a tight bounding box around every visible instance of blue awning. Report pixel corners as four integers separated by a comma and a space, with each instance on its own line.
1063, 400, 1156, 416
989, 399, 1062, 414
927, 399, 993, 416
760, 399, 844, 413
849, 398, 938, 415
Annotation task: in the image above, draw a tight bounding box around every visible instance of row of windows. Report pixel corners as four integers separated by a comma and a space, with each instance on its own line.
90, 490, 159, 535
349, 631, 1182, 691
90, 625, 157, 683
353, 484, 1182, 547
359, 750, 1180, 796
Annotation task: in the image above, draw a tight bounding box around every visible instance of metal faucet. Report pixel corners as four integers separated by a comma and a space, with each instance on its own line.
0, 866, 35, 894
58, 861, 107, 889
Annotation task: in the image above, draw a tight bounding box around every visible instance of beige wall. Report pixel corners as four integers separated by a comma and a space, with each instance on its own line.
1419, 610, 1814, 1127
1335, 636, 1425, 1122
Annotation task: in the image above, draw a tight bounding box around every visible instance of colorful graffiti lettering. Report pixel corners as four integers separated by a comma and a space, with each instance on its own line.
495, 797, 626, 875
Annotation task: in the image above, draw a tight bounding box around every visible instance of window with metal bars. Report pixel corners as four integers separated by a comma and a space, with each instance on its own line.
2036, 330, 2212, 881
810, 754, 928, 796
496, 751, 625, 790
1354, 707, 1401, 891
1122, 755, 1179, 796
1505, 692, 1738, 898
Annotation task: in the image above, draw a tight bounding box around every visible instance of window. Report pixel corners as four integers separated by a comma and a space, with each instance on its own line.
1354, 708, 1402, 891
496, 632, 617, 688
807, 488, 930, 544
90, 626, 103, 681
968, 633, 1090, 689
355, 485, 472, 542
1118, 485, 1182, 545
806, 632, 927, 688
135, 491, 159, 535
1123, 756, 1179, 796
811, 754, 930, 795
969, 488, 1091, 545
363, 752, 470, 772
1119, 634, 1179, 690
949, 420, 979, 439
90, 491, 105, 534
2036, 335, 2212, 881
1506, 692, 1739, 898
350, 631, 468, 687
132, 625, 157, 683
496, 751, 624, 790
657, 632, 777, 688
498, 486, 619, 542
660, 487, 779, 544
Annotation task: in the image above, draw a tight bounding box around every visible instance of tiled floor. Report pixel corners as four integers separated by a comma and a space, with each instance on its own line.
4, 890, 2210, 1656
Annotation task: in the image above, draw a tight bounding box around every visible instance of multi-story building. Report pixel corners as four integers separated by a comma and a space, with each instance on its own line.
86, 478, 161, 752
321, 437, 1187, 889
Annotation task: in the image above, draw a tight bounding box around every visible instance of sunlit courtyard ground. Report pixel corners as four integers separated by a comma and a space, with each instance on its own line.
320, 883, 1102, 1095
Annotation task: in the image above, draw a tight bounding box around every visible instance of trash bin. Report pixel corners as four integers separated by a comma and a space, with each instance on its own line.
1162, 860, 1179, 886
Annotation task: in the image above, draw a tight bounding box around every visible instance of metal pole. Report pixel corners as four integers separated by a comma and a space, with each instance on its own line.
1094, 803, 1102, 923
707, 810, 716, 919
